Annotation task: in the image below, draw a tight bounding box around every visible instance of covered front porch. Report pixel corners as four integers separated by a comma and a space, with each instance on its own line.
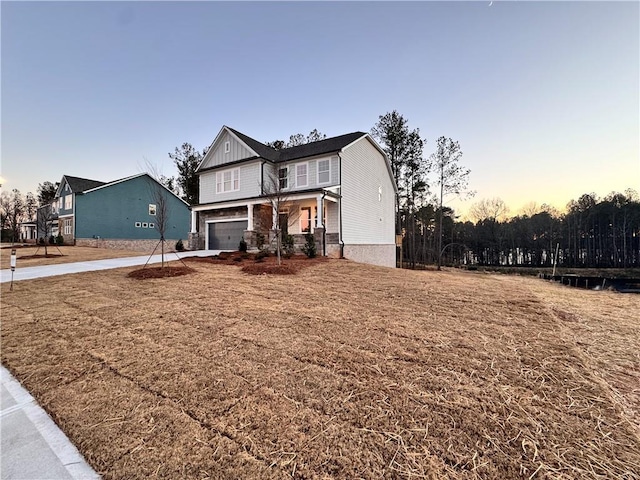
190, 190, 341, 256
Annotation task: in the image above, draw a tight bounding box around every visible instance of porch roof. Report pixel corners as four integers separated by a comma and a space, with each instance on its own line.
192, 188, 340, 211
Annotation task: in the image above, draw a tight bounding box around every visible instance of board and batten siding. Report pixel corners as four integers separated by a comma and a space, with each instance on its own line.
199, 160, 262, 204
263, 156, 339, 193
201, 131, 255, 169
340, 137, 396, 267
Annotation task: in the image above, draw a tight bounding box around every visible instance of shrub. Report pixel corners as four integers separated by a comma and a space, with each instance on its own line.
56, 233, 64, 245
38, 237, 45, 245
239, 238, 248, 252
282, 234, 294, 258
256, 232, 266, 250
175, 239, 185, 251
301, 232, 317, 258
255, 249, 269, 260
49, 235, 56, 245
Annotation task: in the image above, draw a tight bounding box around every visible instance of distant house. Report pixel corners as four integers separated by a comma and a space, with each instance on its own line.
190, 126, 397, 267
19, 221, 37, 242
37, 173, 190, 251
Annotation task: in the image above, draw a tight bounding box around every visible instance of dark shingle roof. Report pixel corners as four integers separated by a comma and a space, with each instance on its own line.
64, 175, 106, 193
277, 132, 367, 162
227, 127, 279, 162
227, 127, 367, 163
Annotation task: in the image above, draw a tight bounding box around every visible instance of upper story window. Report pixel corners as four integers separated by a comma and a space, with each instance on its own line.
64, 195, 72, 210
216, 168, 240, 194
149, 204, 157, 215
224, 141, 230, 153
296, 163, 308, 188
278, 167, 288, 190
317, 159, 330, 184
57, 198, 63, 211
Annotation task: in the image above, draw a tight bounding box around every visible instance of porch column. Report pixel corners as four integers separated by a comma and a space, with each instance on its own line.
316, 195, 324, 228
247, 203, 254, 230
190, 210, 198, 233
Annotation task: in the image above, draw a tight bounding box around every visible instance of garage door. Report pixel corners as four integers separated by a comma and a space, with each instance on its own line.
208, 221, 247, 250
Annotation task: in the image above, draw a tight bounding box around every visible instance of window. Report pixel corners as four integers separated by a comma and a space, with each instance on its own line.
135, 222, 141, 228
64, 219, 72, 235
216, 168, 240, 193
278, 167, 288, 189
317, 159, 330, 184
58, 198, 63, 210
142, 222, 148, 228
296, 163, 308, 187
149, 223, 155, 229
149, 204, 157, 216
224, 141, 230, 153
300, 207, 312, 233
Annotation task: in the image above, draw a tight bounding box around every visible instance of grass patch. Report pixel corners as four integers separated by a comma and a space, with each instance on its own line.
1, 261, 639, 478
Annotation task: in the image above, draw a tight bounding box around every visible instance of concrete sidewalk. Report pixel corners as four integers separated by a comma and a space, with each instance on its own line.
1, 366, 99, 479
0, 250, 219, 284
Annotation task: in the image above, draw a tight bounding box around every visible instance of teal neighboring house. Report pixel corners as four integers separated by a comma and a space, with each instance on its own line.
50, 173, 190, 251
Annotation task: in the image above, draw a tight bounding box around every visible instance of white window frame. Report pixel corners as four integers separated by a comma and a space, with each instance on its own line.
58, 198, 63, 210
142, 222, 148, 228
64, 195, 72, 210
224, 141, 230, 153
135, 222, 141, 228
64, 219, 72, 235
295, 162, 308, 188
149, 204, 157, 216
317, 159, 331, 184
149, 223, 155, 229
278, 166, 289, 190
216, 168, 240, 194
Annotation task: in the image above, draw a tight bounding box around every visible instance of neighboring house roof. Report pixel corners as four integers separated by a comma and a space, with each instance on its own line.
81, 173, 191, 207
59, 175, 106, 194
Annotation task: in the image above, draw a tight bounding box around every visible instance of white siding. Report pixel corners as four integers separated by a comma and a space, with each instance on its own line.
265, 155, 340, 193
340, 137, 395, 245
201, 131, 255, 169
199, 161, 262, 204
325, 201, 339, 233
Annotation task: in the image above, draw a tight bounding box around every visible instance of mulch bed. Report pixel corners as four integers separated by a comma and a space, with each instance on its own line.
184, 251, 327, 275
127, 266, 195, 280
17, 254, 65, 259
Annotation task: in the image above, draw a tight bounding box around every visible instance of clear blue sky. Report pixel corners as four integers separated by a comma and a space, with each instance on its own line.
2, 1, 638, 217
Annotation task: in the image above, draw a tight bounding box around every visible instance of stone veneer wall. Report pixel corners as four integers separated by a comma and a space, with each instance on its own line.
76, 238, 183, 253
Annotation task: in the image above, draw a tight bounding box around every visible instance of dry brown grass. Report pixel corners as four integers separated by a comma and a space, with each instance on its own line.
1, 261, 639, 479
0, 245, 143, 270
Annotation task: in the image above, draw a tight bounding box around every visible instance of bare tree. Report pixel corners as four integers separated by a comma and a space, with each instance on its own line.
0, 189, 25, 243
430, 137, 474, 270
469, 198, 509, 223
260, 168, 302, 265
36, 204, 56, 255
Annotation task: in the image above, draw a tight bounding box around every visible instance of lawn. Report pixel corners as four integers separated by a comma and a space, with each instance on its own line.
0, 245, 144, 270
1, 259, 639, 479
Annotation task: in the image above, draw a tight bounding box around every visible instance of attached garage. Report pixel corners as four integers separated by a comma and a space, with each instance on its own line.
207, 220, 247, 250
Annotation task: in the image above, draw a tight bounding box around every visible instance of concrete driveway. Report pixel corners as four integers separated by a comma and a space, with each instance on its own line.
0, 250, 221, 284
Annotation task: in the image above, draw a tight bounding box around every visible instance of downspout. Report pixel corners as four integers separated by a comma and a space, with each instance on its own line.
337, 152, 344, 258
321, 190, 327, 257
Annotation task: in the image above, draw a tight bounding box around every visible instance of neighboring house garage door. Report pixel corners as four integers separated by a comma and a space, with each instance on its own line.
208, 221, 247, 250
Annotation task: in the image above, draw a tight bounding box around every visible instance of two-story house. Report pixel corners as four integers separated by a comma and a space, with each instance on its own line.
38, 173, 190, 251
190, 126, 397, 268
